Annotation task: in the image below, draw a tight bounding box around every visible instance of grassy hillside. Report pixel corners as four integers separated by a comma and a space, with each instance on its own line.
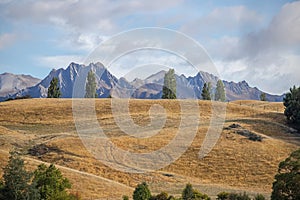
0, 99, 299, 199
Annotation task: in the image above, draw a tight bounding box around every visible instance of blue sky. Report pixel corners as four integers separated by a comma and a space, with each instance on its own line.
0, 0, 299, 94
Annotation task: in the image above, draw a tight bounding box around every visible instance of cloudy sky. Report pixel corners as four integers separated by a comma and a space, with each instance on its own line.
0, 0, 299, 94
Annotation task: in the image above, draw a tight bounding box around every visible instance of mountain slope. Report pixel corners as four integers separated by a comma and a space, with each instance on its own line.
7, 62, 121, 99
2, 62, 284, 102
0, 73, 40, 97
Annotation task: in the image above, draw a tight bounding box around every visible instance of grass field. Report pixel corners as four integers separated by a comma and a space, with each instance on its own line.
0, 99, 299, 199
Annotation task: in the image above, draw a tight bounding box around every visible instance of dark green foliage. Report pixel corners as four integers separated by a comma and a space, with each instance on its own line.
217, 192, 229, 200
0, 180, 4, 199
48, 77, 61, 98
162, 69, 176, 99
85, 70, 97, 98
260, 93, 267, 101
271, 148, 300, 200
5, 95, 32, 102
283, 86, 300, 124
33, 164, 72, 200
215, 80, 226, 101
182, 184, 210, 200
228, 192, 250, 200
133, 182, 151, 200
201, 82, 211, 100
1, 151, 39, 200
150, 192, 169, 200
182, 183, 194, 200
254, 194, 265, 200
193, 189, 210, 200
123, 195, 129, 200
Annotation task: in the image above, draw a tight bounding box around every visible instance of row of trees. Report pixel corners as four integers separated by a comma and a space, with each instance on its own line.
162, 69, 226, 101
47, 70, 97, 98
126, 182, 265, 200
0, 151, 79, 200
125, 148, 300, 200
200, 80, 226, 101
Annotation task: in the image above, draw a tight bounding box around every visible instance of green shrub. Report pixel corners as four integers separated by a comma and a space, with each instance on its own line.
133, 182, 151, 200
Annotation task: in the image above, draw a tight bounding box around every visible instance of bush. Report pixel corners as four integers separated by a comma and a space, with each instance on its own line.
254, 194, 265, 200
217, 192, 229, 200
133, 182, 151, 200
5, 95, 32, 101
123, 195, 129, 200
150, 192, 169, 200
182, 184, 210, 200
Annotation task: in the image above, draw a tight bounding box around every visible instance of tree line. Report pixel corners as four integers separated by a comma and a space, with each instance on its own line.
126, 148, 300, 200
162, 69, 226, 101
47, 70, 97, 98
124, 182, 265, 200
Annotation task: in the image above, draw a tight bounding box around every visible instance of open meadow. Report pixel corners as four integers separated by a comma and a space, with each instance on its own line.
0, 99, 299, 199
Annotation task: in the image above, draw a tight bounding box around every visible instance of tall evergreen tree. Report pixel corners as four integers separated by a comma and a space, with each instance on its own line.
1, 151, 39, 200
260, 92, 267, 101
283, 86, 300, 124
201, 82, 211, 100
85, 70, 97, 98
162, 69, 176, 99
47, 77, 61, 98
215, 80, 226, 101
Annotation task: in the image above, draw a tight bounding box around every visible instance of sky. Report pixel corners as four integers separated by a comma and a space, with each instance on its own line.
0, 0, 299, 95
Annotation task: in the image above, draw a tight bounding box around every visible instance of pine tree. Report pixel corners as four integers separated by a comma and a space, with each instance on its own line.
33, 164, 72, 199
85, 70, 97, 98
215, 80, 226, 101
162, 69, 176, 99
1, 151, 38, 200
271, 149, 300, 200
260, 92, 267, 101
201, 82, 211, 100
47, 77, 61, 98
283, 86, 300, 124
133, 182, 151, 200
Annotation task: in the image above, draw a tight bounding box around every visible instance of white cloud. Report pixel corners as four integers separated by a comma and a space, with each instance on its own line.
181, 6, 263, 36
36, 55, 84, 69
2, 0, 183, 51
204, 1, 300, 94
0, 33, 17, 49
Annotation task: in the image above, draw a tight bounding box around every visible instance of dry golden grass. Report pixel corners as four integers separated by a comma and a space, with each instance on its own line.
0, 98, 299, 199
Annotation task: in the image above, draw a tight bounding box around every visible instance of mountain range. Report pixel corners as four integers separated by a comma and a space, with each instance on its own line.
0, 73, 40, 98
0, 62, 284, 102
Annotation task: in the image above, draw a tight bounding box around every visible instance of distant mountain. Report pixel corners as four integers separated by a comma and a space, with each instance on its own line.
1, 62, 284, 102
0, 73, 40, 98
130, 70, 284, 101
6, 62, 120, 99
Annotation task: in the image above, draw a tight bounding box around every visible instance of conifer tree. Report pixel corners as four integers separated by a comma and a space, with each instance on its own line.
47, 77, 61, 98
201, 82, 211, 100
215, 80, 226, 101
1, 151, 39, 200
283, 86, 300, 124
133, 182, 151, 200
162, 69, 176, 99
85, 70, 97, 98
